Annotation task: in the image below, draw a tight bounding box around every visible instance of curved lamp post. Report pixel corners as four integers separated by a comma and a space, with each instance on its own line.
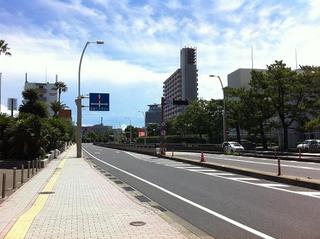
209, 74, 227, 142
76, 41, 104, 158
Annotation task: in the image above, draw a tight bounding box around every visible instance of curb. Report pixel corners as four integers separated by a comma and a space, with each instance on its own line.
160, 155, 320, 191
171, 149, 320, 163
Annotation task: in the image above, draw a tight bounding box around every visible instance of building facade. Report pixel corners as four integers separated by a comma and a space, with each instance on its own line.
163, 47, 198, 121
227, 68, 266, 88
145, 104, 161, 126
24, 80, 58, 116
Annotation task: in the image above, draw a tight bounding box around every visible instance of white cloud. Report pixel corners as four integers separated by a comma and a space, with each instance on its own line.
214, 0, 245, 12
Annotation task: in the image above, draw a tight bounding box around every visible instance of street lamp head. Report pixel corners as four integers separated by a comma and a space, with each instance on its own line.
96, 41, 104, 44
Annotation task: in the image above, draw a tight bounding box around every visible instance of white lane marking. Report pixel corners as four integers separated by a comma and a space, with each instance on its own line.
257, 184, 290, 188
230, 178, 260, 181
83, 148, 275, 239
296, 192, 320, 197
187, 169, 215, 172
193, 169, 218, 172
106, 147, 320, 200
205, 173, 236, 176
176, 166, 204, 169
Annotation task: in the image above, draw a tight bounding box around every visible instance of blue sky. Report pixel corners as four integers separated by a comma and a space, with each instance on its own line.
0, 0, 320, 128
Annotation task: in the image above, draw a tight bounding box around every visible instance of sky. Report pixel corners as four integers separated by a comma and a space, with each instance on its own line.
0, 0, 320, 128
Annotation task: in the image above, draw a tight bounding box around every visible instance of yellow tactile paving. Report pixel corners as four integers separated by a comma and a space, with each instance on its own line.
4, 157, 67, 239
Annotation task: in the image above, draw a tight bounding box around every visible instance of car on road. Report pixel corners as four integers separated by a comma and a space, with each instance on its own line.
240, 139, 256, 150
296, 139, 319, 152
222, 141, 245, 153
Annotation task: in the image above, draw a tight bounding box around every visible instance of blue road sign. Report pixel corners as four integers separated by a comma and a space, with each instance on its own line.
89, 93, 109, 111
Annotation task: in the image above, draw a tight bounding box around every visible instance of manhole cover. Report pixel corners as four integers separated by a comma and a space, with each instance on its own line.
130, 221, 146, 226
39, 191, 55, 194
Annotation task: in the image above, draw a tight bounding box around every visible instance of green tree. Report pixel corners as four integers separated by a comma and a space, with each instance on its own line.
253, 61, 310, 149
225, 87, 243, 142
0, 113, 14, 159
6, 114, 47, 160
50, 101, 66, 117
19, 89, 48, 118
124, 125, 138, 142
147, 123, 160, 136
0, 40, 11, 56
54, 81, 68, 103
206, 99, 223, 143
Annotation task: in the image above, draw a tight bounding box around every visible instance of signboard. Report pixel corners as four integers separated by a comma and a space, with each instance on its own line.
7, 98, 17, 110
89, 93, 109, 111
138, 130, 145, 138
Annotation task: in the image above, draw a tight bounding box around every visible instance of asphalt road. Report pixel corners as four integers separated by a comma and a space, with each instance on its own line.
168, 151, 320, 180
83, 144, 320, 239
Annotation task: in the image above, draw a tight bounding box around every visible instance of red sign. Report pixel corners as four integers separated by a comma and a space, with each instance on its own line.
138, 130, 145, 137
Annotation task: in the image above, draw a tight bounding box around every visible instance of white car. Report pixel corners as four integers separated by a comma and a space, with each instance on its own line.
297, 139, 319, 151
222, 141, 245, 153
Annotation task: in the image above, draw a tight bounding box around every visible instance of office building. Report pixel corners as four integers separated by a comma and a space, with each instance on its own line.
163, 47, 198, 121
227, 68, 266, 89
145, 104, 161, 126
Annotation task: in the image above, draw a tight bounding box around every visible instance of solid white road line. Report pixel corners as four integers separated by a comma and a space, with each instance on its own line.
83, 148, 275, 239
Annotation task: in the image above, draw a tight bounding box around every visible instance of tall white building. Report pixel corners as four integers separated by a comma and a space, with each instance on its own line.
163, 47, 198, 121
24, 76, 58, 116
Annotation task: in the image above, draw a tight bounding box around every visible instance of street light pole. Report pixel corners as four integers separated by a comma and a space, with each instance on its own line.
76, 41, 104, 158
209, 75, 227, 142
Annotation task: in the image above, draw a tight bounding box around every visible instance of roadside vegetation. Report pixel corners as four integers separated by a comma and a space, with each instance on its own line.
0, 88, 74, 161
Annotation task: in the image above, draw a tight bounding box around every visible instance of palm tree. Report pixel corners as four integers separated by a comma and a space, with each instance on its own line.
19, 89, 48, 118
0, 40, 11, 56
50, 101, 65, 117
54, 81, 68, 103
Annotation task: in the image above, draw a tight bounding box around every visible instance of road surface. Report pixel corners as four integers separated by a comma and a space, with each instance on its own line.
83, 144, 320, 239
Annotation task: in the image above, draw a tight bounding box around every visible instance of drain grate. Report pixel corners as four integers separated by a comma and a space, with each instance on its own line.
114, 180, 123, 184
135, 195, 151, 202
152, 205, 167, 212
109, 177, 117, 180
123, 186, 135, 191
104, 173, 111, 176
130, 221, 146, 226
39, 191, 55, 195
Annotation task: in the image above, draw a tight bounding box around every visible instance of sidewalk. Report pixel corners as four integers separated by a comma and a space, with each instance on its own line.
0, 146, 199, 239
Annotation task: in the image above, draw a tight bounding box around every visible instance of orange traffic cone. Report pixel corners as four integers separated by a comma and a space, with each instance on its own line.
200, 152, 206, 162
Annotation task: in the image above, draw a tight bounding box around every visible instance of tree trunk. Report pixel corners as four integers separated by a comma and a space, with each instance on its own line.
259, 122, 268, 150
236, 123, 241, 142
283, 125, 288, 151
